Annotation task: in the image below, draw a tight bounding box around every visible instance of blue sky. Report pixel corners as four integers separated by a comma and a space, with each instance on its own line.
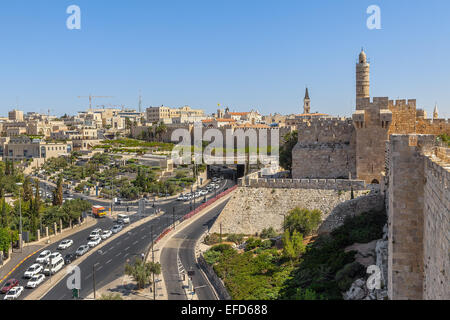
0, 0, 449, 118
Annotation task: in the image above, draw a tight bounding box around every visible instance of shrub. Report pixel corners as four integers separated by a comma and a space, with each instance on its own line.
284, 208, 322, 237
245, 237, 263, 251
204, 233, 221, 245
260, 227, 277, 239
226, 234, 244, 245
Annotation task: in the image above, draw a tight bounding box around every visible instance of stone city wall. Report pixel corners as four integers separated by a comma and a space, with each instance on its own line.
292, 118, 357, 179
387, 134, 449, 300
423, 153, 449, 300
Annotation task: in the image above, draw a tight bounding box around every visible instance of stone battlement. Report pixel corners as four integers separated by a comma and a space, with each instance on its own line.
238, 172, 375, 191
388, 99, 417, 110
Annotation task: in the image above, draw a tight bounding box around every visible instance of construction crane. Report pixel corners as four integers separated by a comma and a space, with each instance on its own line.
78, 95, 114, 111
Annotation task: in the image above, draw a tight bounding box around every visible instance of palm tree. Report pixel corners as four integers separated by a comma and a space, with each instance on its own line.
125, 258, 161, 290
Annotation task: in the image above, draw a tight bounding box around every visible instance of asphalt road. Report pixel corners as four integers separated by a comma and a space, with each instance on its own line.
39, 178, 233, 300
161, 200, 229, 300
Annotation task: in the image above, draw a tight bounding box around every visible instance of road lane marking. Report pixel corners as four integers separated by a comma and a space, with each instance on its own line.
133, 241, 139, 245
106, 259, 112, 264
94, 262, 100, 267
141, 236, 146, 240
124, 253, 129, 258
97, 266, 103, 271
85, 274, 92, 280
125, 247, 130, 251
116, 253, 122, 257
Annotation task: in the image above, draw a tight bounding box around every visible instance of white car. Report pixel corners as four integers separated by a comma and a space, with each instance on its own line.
76, 245, 90, 256
111, 225, 123, 234
48, 252, 62, 261
89, 229, 102, 240
26, 274, 45, 289
36, 250, 52, 264
24, 264, 43, 279
101, 230, 112, 240
88, 237, 102, 247
4, 286, 24, 300
200, 190, 208, 196
58, 239, 73, 250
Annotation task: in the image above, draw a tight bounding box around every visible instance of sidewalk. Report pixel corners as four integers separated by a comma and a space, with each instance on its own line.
0, 217, 97, 285
0, 245, 43, 282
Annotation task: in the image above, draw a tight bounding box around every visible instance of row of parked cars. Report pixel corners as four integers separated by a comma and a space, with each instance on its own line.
1, 214, 131, 300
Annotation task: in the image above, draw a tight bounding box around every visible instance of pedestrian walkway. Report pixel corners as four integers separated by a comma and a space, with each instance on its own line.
0, 245, 43, 283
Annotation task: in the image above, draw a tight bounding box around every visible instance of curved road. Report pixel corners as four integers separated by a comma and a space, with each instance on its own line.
161, 200, 229, 300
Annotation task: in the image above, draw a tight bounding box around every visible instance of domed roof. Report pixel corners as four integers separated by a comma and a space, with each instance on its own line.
359, 50, 367, 63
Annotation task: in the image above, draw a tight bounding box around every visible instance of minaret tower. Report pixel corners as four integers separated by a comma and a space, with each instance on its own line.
433, 103, 439, 119
356, 49, 370, 109
303, 87, 311, 114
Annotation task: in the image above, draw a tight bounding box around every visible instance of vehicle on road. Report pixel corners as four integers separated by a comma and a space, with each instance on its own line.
76, 245, 90, 257
48, 252, 62, 261
88, 237, 102, 247
92, 205, 107, 218
43, 256, 65, 276
64, 253, 77, 265
36, 250, 52, 264
24, 264, 43, 279
89, 229, 102, 240
3, 286, 24, 300
101, 230, 112, 240
1, 279, 19, 294
117, 214, 130, 224
26, 274, 45, 289
111, 224, 123, 234
58, 239, 74, 250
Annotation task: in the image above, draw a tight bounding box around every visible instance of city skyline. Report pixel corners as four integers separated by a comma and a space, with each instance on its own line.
0, 0, 449, 118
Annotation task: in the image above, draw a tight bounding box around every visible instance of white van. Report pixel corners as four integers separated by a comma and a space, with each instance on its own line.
117, 214, 130, 224
43, 256, 65, 275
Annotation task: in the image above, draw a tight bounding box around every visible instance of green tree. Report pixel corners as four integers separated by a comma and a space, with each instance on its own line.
279, 130, 298, 172
23, 177, 33, 203
0, 228, 11, 256
53, 177, 63, 206
283, 208, 322, 237
125, 258, 161, 289
282, 230, 306, 261
0, 198, 10, 229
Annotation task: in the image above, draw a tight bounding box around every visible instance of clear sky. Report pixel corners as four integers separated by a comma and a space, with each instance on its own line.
0, 0, 449, 118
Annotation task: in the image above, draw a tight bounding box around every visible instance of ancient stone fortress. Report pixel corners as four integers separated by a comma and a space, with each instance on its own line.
212, 50, 449, 300
292, 50, 449, 184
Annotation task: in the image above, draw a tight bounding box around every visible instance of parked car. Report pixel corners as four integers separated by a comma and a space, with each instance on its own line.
3, 286, 24, 300
26, 274, 45, 289
101, 230, 112, 240
1, 279, 19, 294
58, 239, 74, 250
36, 250, 52, 264
111, 224, 123, 234
64, 253, 77, 265
88, 237, 102, 248
75, 245, 90, 257
24, 264, 43, 279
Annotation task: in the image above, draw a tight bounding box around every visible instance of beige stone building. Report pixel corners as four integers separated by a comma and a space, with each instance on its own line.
2, 136, 72, 160
8, 109, 24, 122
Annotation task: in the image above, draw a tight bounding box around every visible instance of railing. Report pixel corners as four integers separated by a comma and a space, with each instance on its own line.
154, 185, 238, 245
